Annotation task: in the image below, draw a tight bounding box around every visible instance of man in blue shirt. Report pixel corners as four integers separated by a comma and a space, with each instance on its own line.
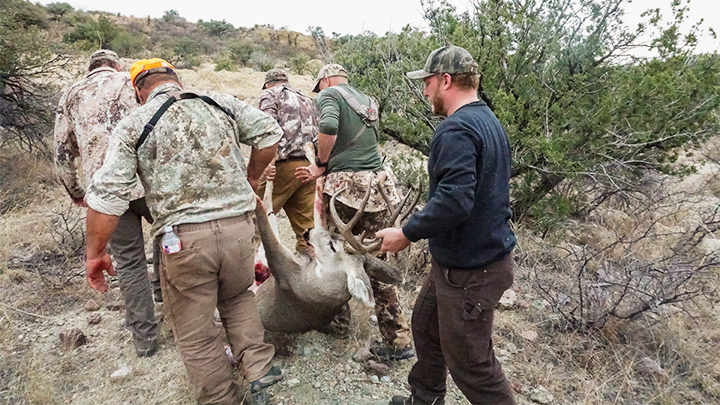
378, 45, 517, 405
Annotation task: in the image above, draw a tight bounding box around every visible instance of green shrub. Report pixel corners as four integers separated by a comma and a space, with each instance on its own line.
63, 15, 120, 49
249, 51, 275, 72
110, 31, 147, 58
226, 39, 259, 65
197, 19, 234, 37
46, 2, 73, 21
214, 52, 236, 71
288, 54, 309, 74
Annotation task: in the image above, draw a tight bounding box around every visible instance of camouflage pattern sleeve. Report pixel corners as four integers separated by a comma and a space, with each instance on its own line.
213, 92, 283, 149
258, 90, 279, 121
53, 93, 84, 200
85, 115, 139, 216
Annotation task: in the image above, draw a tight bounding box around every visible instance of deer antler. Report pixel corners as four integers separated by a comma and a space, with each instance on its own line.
328, 173, 422, 255
329, 173, 381, 254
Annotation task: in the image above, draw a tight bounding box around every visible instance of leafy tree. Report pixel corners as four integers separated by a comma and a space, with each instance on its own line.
0, 0, 67, 151
162, 9, 182, 23
110, 31, 148, 58
198, 19, 234, 37
334, 0, 720, 223
46, 2, 74, 21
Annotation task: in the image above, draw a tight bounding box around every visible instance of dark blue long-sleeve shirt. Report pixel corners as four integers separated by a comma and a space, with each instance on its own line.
402, 101, 516, 269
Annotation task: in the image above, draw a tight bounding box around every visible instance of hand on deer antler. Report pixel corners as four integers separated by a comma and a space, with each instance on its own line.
376, 227, 411, 253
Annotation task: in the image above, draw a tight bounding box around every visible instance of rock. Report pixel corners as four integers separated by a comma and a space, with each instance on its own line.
86, 313, 102, 325
353, 339, 373, 362
530, 386, 554, 404
110, 365, 131, 380
637, 357, 668, 378
313, 382, 322, 389
55, 319, 65, 326
380, 376, 391, 383
370, 375, 380, 384
370, 315, 378, 324
105, 303, 122, 311
287, 378, 300, 387
84, 299, 100, 311
59, 328, 87, 351
365, 360, 389, 376
498, 289, 517, 310
520, 330, 539, 342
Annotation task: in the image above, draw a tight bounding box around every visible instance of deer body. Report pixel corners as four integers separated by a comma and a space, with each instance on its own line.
253, 170, 417, 334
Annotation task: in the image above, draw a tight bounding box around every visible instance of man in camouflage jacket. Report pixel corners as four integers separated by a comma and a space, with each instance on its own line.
84, 58, 283, 405
256, 69, 317, 253
53, 50, 159, 357
296, 64, 414, 361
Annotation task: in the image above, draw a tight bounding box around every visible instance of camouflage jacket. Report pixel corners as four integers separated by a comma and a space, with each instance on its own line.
258, 83, 318, 161
54, 67, 144, 201
86, 83, 283, 237
323, 169, 401, 212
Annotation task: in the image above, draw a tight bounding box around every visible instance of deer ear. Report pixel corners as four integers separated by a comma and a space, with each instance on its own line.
346, 272, 374, 307
362, 254, 403, 285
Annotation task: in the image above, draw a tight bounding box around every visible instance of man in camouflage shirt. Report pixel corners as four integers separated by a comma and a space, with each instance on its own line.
53, 49, 159, 357
256, 68, 317, 253
296, 64, 414, 361
84, 58, 283, 405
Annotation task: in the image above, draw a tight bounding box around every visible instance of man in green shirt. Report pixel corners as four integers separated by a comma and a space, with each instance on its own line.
296, 64, 413, 361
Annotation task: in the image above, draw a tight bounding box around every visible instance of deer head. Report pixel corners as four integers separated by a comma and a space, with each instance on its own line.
328, 173, 421, 255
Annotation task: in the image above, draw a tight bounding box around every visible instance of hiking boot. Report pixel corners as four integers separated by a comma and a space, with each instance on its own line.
371, 344, 416, 361
248, 389, 269, 405
136, 338, 158, 358
389, 395, 445, 405
250, 366, 283, 394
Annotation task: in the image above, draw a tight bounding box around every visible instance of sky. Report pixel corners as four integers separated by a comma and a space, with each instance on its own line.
36, 0, 720, 53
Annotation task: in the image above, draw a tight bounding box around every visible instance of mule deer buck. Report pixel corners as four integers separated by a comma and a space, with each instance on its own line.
253, 173, 420, 333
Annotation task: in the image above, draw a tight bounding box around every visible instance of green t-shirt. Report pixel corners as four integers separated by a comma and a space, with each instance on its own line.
316, 83, 383, 174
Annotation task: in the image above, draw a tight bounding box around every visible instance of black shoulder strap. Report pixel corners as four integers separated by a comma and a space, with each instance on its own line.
134, 92, 236, 151
179, 92, 235, 120
135, 96, 176, 151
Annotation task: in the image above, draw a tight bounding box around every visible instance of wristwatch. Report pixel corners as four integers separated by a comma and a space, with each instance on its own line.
315, 157, 328, 168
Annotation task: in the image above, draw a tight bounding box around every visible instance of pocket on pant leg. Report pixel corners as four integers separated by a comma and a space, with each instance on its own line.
163, 248, 210, 291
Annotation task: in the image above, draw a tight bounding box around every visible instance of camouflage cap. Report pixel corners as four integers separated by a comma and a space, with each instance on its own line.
89, 49, 120, 65
312, 63, 348, 93
406, 45, 477, 79
262, 68, 289, 90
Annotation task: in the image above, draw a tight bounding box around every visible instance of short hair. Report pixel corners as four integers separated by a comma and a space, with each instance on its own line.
450, 72, 480, 91
134, 71, 181, 91
88, 59, 120, 72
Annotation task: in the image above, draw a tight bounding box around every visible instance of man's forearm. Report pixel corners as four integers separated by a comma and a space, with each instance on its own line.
86, 208, 120, 259
247, 143, 278, 185
316, 133, 337, 163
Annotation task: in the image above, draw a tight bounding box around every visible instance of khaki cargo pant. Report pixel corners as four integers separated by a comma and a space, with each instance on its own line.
257, 158, 316, 254
323, 194, 412, 349
109, 198, 157, 351
159, 213, 275, 405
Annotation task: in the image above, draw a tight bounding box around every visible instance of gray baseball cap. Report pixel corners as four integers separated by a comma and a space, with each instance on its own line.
312, 63, 348, 93
89, 49, 120, 65
262, 68, 289, 89
406, 45, 477, 79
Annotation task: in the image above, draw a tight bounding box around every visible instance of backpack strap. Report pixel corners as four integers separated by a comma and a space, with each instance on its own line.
135, 96, 177, 151
331, 86, 378, 127
134, 91, 235, 151
326, 86, 379, 160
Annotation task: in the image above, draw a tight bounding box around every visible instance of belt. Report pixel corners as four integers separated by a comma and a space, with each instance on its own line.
275, 156, 309, 164
173, 211, 253, 233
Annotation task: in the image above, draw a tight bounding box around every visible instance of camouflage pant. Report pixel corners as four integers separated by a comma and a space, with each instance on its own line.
323, 193, 412, 349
